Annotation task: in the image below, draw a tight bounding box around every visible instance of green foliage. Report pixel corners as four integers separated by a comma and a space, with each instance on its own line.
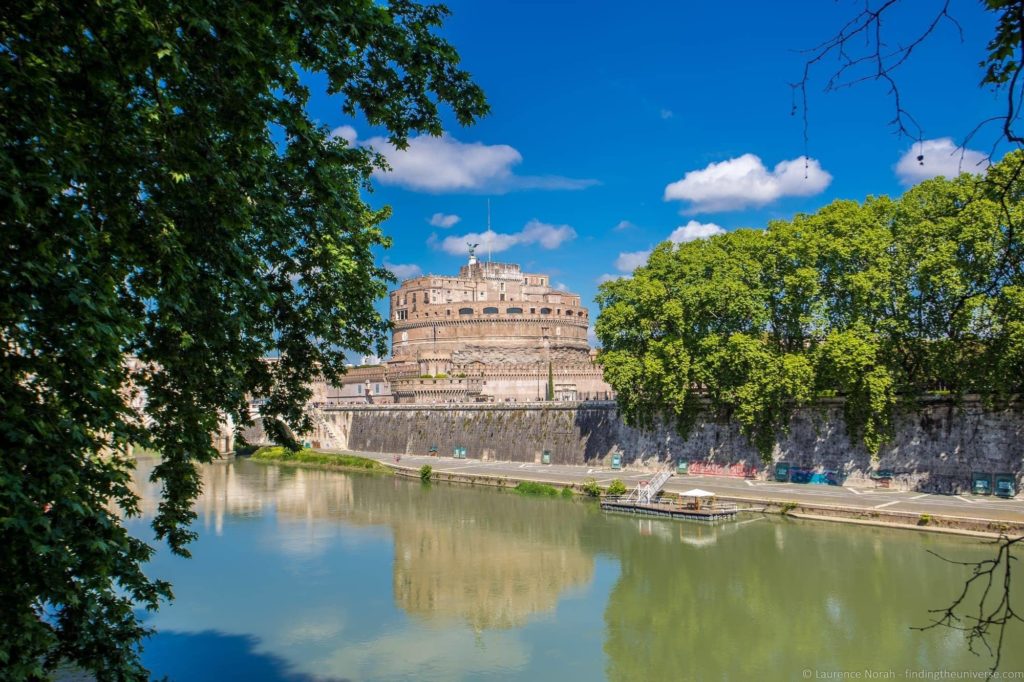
581, 478, 603, 497
514, 481, 560, 496
560, 486, 574, 498
0, 1, 486, 678
781, 502, 799, 515
546, 362, 554, 400
251, 447, 390, 473
419, 465, 433, 483
918, 514, 933, 526
607, 479, 628, 496
596, 154, 1024, 459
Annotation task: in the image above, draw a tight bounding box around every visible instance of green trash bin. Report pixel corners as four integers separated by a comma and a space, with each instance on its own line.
542, 450, 551, 465
676, 460, 689, 475
972, 472, 992, 495
774, 463, 790, 482
994, 474, 1016, 498
611, 453, 622, 470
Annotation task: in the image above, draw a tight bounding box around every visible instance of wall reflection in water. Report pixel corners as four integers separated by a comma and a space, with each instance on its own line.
127, 458, 1022, 682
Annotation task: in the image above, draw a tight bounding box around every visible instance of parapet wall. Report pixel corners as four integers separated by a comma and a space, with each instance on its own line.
319, 399, 1023, 493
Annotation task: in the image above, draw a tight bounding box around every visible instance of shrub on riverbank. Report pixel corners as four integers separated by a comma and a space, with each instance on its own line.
250, 447, 390, 473
420, 465, 433, 483
581, 478, 602, 497
607, 479, 628, 496
514, 481, 560, 496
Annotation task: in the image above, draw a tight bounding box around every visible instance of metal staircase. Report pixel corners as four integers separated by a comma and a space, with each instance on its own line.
625, 471, 673, 504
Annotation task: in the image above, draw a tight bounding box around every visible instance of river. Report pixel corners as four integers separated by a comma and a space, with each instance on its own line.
126, 457, 1023, 681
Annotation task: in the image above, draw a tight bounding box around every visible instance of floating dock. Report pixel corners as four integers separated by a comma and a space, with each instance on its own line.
600, 497, 741, 522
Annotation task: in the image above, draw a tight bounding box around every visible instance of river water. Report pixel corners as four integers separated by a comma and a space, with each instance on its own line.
127, 457, 1022, 681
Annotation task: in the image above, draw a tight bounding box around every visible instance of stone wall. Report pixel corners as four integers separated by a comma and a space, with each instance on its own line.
320, 398, 1023, 493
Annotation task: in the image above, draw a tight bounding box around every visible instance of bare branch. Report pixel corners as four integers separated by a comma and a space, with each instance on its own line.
915, 534, 1023, 673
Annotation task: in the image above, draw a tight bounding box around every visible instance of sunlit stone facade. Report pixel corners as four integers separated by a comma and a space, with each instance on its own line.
327, 253, 613, 404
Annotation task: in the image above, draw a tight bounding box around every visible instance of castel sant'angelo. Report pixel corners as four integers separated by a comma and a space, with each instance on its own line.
320, 247, 614, 404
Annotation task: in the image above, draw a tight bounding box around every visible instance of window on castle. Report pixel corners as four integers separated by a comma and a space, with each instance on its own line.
458, 308, 473, 315
396, 309, 408, 320
506, 307, 523, 314
483, 307, 499, 314
540, 308, 551, 314
565, 310, 574, 316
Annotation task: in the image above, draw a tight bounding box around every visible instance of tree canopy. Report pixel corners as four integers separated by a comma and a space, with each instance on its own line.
0, 1, 486, 678
596, 153, 1024, 460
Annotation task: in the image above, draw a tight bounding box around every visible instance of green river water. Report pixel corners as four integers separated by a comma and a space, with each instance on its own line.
127, 457, 1023, 681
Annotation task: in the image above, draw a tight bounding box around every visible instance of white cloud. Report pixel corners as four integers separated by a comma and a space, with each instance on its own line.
364, 133, 597, 193
613, 220, 636, 231
660, 109, 674, 120
609, 221, 723, 276
329, 125, 358, 144
555, 281, 568, 291
664, 153, 832, 213
384, 262, 422, 280
428, 212, 461, 228
615, 250, 651, 273
597, 273, 618, 284
435, 220, 577, 255
668, 220, 725, 243
588, 325, 600, 347
895, 137, 990, 185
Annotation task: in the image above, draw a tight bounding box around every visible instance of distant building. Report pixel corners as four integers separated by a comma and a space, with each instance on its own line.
326, 251, 614, 404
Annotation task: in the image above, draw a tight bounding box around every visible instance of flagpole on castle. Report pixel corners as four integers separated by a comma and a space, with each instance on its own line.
486, 198, 492, 265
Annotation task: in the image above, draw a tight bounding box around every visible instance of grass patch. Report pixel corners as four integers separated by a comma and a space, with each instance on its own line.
514, 481, 560, 496
560, 486, 574, 499
250, 446, 391, 473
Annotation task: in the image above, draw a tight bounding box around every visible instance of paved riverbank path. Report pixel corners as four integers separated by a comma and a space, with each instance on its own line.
338, 450, 1024, 527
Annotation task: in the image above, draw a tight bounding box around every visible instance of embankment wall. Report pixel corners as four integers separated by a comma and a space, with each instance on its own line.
315, 399, 1022, 494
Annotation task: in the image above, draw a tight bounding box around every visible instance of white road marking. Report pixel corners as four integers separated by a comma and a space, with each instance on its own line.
957, 496, 977, 504
845, 488, 862, 495
910, 493, 929, 500
874, 500, 902, 509
744, 480, 755, 487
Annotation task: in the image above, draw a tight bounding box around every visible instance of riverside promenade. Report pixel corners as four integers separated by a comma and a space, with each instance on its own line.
336, 449, 1024, 534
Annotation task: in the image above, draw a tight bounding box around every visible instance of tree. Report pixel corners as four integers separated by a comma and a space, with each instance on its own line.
0, 1, 487, 678
596, 153, 1024, 461
547, 361, 555, 400
794, 3, 1024, 670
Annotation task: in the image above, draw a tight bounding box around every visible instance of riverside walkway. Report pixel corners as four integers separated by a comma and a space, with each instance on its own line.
337, 449, 1024, 528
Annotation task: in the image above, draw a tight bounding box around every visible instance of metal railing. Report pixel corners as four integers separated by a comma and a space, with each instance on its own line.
625, 471, 673, 504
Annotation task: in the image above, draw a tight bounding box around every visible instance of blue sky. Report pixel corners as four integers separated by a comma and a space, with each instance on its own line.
305, 1, 1004, 351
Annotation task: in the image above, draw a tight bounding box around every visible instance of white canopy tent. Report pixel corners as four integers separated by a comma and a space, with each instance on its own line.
680, 489, 715, 497
680, 488, 716, 509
